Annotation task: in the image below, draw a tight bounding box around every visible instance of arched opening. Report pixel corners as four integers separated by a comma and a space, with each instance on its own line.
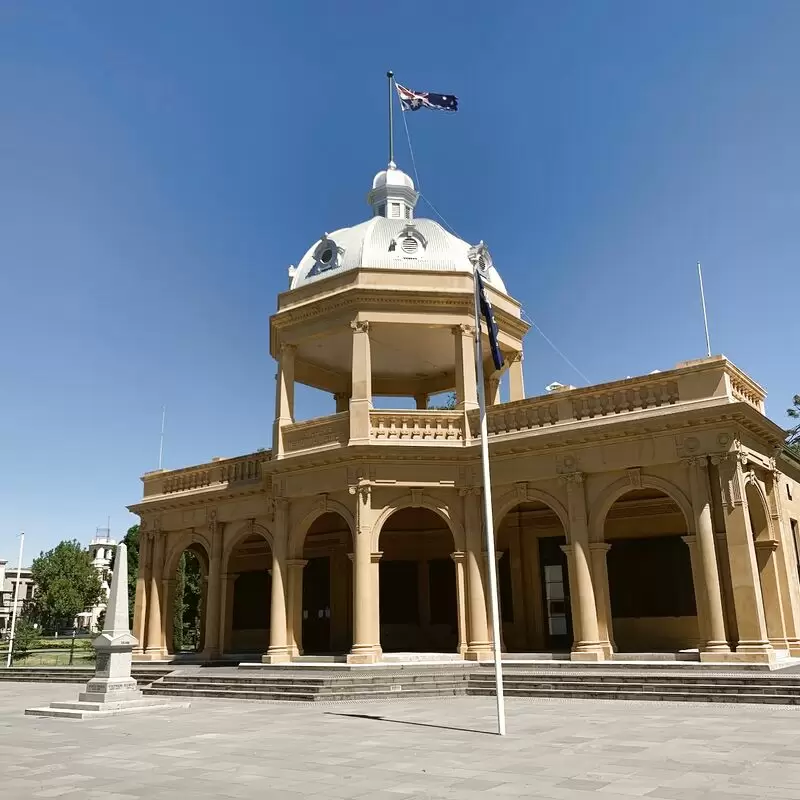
378, 507, 458, 653
497, 500, 571, 652
746, 482, 786, 646
167, 543, 208, 656
605, 488, 697, 652
225, 532, 272, 655
300, 512, 353, 655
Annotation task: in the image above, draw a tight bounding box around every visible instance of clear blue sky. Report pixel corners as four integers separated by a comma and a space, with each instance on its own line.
1, 1, 798, 562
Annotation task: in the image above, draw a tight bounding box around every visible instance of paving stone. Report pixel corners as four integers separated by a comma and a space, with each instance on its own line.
7, 683, 800, 799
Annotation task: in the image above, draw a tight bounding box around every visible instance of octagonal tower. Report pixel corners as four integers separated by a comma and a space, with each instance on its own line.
271, 162, 529, 456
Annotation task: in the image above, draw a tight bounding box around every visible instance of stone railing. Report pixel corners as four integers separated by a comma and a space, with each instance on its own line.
282, 413, 350, 453
370, 410, 465, 442
467, 398, 559, 438
728, 371, 766, 413
570, 380, 680, 421
148, 451, 269, 497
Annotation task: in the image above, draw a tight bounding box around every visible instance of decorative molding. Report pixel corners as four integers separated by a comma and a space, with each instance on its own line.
626, 467, 642, 489
350, 319, 370, 334
514, 482, 528, 502
410, 488, 424, 508
556, 454, 579, 474
559, 471, 584, 486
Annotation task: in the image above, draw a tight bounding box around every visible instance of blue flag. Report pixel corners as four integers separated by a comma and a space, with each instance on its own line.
476, 271, 504, 371
396, 83, 458, 112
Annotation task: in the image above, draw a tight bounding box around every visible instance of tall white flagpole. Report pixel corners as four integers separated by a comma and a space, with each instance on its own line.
697, 262, 711, 358
6, 531, 25, 668
158, 406, 166, 470
473, 272, 507, 736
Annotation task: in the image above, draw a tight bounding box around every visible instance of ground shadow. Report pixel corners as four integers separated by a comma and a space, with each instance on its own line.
324, 711, 494, 736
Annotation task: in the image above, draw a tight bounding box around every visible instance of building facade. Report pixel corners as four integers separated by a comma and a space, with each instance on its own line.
76, 528, 117, 631
0, 560, 34, 637
129, 164, 800, 666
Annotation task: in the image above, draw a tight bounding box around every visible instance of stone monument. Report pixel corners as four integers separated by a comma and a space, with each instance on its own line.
26, 543, 188, 719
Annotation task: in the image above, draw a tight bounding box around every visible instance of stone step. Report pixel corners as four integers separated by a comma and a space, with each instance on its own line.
470, 673, 800, 688
153, 678, 469, 695
143, 684, 467, 702
472, 678, 800, 695
168, 673, 470, 688
467, 686, 800, 705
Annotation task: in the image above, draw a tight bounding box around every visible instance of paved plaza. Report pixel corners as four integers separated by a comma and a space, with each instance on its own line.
4, 684, 800, 799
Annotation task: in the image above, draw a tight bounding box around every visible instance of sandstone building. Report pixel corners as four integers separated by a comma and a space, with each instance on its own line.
129, 163, 800, 667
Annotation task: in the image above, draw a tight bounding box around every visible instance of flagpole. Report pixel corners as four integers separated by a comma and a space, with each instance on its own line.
697, 262, 711, 357
6, 531, 25, 668
473, 271, 507, 736
158, 405, 166, 470
387, 70, 395, 166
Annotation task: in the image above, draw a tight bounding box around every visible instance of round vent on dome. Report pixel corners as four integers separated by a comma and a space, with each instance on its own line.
401, 237, 419, 255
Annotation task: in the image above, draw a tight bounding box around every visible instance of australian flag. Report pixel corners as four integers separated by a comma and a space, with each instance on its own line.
476, 271, 504, 371
396, 83, 458, 112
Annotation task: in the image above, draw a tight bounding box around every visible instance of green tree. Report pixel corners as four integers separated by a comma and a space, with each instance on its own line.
121, 524, 140, 625
30, 540, 103, 633
11, 616, 39, 663
788, 395, 800, 453
172, 551, 203, 652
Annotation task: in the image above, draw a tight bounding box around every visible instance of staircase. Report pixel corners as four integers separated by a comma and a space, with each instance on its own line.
468, 667, 800, 705
0, 667, 171, 686
143, 666, 470, 703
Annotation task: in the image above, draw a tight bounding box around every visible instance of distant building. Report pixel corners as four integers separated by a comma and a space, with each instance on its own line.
76, 528, 117, 631
0, 559, 34, 637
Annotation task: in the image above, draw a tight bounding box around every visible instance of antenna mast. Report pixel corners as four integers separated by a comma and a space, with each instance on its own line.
158, 406, 166, 470
697, 262, 712, 357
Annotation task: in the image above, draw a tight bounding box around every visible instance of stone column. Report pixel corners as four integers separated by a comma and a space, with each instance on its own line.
485, 374, 501, 406
451, 552, 468, 656
453, 324, 478, 411
264, 499, 291, 663
334, 392, 350, 414
562, 473, 605, 661
414, 394, 428, 410
714, 453, 774, 662
766, 468, 800, 656
686, 457, 730, 654
349, 320, 372, 445
348, 486, 380, 663
463, 491, 491, 660
132, 528, 151, 656
160, 576, 174, 654
754, 540, 788, 648
273, 343, 296, 457
681, 535, 709, 648
287, 559, 308, 657
589, 542, 614, 656
145, 532, 165, 657
484, 551, 506, 651
218, 572, 236, 654
198, 575, 208, 652
203, 515, 223, 660
508, 352, 525, 401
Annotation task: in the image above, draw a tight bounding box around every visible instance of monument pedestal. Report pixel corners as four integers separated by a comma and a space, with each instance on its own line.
25, 542, 190, 720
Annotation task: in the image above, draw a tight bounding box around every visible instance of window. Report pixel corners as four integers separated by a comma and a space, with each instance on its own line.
377, 204, 386, 217
390, 202, 401, 218
788, 482, 793, 501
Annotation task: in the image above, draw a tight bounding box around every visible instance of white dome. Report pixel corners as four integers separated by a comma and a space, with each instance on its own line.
372, 163, 415, 191
290, 217, 507, 294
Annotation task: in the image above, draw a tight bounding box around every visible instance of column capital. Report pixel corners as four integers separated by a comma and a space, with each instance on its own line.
370, 551, 383, 564
350, 319, 370, 334
483, 550, 504, 563
286, 559, 309, 569
559, 471, 585, 486
588, 542, 611, 553
681, 456, 709, 469
279, 342, 297, 356
452, 323, 475, 337
681, 533, 698, 547
754, 539, 779, 553
450, 551, 466, 563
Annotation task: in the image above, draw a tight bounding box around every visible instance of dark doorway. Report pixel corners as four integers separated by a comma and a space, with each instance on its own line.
302, 556, 331, 654
539, 536, 572, 651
